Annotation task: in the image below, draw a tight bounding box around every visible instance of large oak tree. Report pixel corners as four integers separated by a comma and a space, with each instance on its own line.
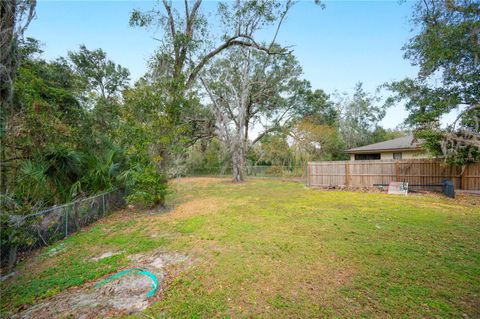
201, 46, 309, 182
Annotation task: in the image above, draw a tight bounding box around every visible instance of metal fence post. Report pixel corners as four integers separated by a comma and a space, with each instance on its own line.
102, 193, 106, 216
65, 207, 69, 237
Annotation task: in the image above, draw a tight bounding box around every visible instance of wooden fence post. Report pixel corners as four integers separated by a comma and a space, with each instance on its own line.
460, 165, 466, 190
307, 162, 311, 186
395, 161, 400, 181
310, 162, 313, 186
345, 161, 350, 187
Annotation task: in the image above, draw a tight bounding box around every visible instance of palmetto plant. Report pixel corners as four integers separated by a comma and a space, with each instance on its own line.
16, 147, 82, 204
17, 160, 51, 205
15, 147, 125, 206
81, 149, 121, 194
44, 147, 82, 202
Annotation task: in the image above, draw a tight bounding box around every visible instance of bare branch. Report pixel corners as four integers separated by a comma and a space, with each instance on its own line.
251, 127, 279, 145
186, 35, 281, 89
161, 0, 176, 38
184, 0, 189, 22
268, 0, 294, 50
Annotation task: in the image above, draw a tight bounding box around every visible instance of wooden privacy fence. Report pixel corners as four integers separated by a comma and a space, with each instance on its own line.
307, 159, 480, 191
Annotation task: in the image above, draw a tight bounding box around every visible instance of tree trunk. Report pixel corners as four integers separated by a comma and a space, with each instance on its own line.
231, 142, 246, 183
1, 0, 15, 195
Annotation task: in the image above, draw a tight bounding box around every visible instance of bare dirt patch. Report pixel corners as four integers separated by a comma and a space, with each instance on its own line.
129, 250, 190, 269
161, 197, 230, 221
91, 251, 124, 262
11, 251, 190, 319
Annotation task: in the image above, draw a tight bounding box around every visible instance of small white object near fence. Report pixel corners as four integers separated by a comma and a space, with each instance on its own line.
388, 182, 408, 195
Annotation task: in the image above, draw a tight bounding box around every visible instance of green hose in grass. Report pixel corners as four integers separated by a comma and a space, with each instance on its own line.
95, 267, 158, 298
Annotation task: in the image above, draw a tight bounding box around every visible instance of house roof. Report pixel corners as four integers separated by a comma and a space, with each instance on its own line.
345, 135, 423, 154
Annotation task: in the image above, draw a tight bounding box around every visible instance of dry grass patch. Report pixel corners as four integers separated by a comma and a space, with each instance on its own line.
170, 177, 231, 188
160, 197, 227, 221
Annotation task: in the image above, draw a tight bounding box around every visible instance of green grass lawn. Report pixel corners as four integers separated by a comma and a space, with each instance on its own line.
2, 178, 480, 318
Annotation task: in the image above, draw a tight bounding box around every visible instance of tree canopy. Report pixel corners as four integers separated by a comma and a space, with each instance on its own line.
387, 0, 480, 165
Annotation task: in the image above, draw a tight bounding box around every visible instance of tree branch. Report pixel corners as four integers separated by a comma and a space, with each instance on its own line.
162, 0, 176, 37
162, 0, 179, 69
185, 34, 283, 89
268, 0, 293, 51
251, 127, 279, 145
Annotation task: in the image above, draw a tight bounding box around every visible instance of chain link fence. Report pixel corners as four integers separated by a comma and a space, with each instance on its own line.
2, 190, 125, 270
186, 165, 306, 179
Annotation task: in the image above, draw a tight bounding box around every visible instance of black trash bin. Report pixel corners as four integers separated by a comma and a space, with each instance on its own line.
442, 179, 455, 198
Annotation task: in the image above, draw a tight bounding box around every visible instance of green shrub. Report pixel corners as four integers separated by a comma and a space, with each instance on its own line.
264, 166, 285, 176
124, 164, 168, 208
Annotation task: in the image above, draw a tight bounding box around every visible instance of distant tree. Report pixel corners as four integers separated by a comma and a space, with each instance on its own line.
185, 138, 229, 174
370, 127, 408, 144
284, 87, 344, 163
253, 134, 293, 167
296, 88, 338, 126
130, 0, 294, 91
118, 79, 170, 207
289, 118, 344, 162
68, 45, 130, 101
387, 0, 480, 164
334, 82, 386, 149
68, 45, 130, 133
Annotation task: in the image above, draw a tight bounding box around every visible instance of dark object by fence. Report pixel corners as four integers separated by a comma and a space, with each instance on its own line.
442, 179, 455, 198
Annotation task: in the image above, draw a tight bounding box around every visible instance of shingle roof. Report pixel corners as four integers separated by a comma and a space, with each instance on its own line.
345, 135, 423, 153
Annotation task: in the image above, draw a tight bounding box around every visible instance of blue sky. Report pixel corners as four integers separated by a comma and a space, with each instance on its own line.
26, 0, 417, 128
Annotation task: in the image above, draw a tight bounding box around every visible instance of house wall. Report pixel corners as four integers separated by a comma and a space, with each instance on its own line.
380, 151, 427, 160
350, 150, 427, 161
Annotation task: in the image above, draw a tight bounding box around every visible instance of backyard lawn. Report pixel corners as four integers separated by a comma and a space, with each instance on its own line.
2, 178, 480, 318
